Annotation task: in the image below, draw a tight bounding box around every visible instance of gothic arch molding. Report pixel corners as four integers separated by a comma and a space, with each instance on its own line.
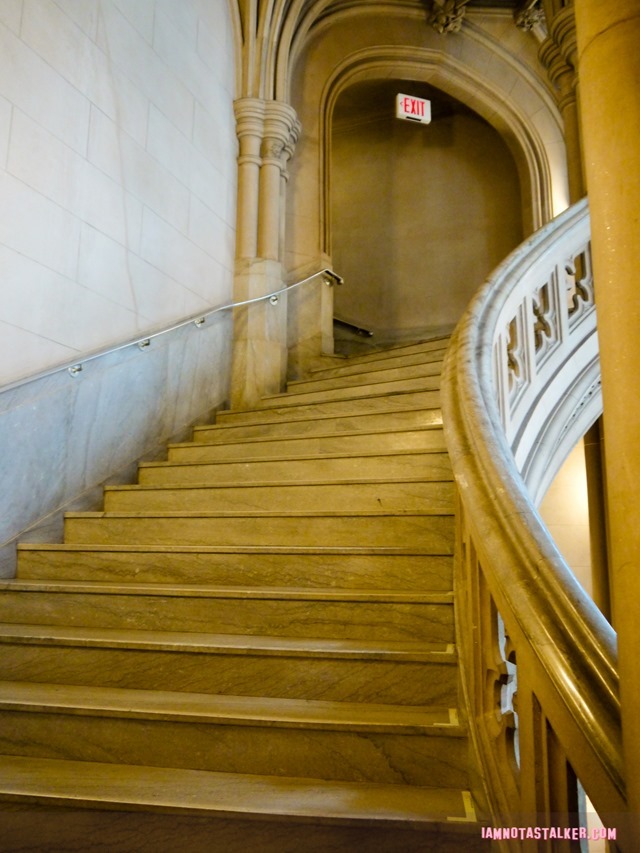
319, 48, 555, 254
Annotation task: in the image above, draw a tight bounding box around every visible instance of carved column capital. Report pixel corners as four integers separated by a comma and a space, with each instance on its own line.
234, 98, 266, 168
426, 0, 470, 35
261, 101, 301, 173
514, 1, 545, 32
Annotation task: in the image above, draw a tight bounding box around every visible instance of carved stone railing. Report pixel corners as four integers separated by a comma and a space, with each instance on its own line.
441, 198, 625, 839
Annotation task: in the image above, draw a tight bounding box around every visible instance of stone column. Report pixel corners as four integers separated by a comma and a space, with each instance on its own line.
234, 99, 265, 260
574, 0, 640, 840
230, 99, 300, 410
540, 2, 612, 636
539, 4, 584, 202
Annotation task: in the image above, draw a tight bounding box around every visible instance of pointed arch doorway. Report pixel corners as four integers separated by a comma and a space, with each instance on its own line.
330, 78, 524, 347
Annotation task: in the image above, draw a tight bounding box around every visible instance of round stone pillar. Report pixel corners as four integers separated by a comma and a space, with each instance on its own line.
574, 0, 640, 839
234, 99, 266, 260
230, 99, 301, 409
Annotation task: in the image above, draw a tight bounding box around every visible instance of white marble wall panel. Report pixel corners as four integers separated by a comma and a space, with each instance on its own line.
21, 3, 150, 150
9, 109, 144, 248
0, 172, 81, 281
1, 245, 139, 358
188, 195, 235, 270
0, 0, 237, 568
140, 208, 227, 302
109, 0, 156, 42
0, 20, 90, 153
153, 8, 220, 116
0, 0, 21, 34
0, 0, 237, 386
52, 0, 100, 39
97, 5, 195, 133
0, 321, 75, 382
0, 96, 10, 168
0, 314, 233, 577
87, 106, 190, 234
77, 225, 138, 314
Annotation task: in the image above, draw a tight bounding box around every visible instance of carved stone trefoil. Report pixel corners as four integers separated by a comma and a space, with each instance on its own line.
427, 0, 470, 35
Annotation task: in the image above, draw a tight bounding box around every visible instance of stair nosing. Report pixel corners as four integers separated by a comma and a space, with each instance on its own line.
0, 681, 464, 734
212, 403, 442, 429
224, 386, 439, 416
139, 448, 450, 469
104, 476, 453, 494
306, 350, 448, 381
16, 543, 454, 556
0, 755, 478, 826
255, 380, 440, 408
285, 365, 443, 392
0, 580, 454, 604
0, 623, 456, 660
63, 510, 454, 521
182, 423, 444, 450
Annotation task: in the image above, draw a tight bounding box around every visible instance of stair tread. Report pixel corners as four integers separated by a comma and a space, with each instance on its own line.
17, 543, 452, 555
226, 386, 439, 415
213, 404, 442, 428
183, 424, 443, 449
105, 476, 450, 492
306, 348, 448, 380
64, 509, 452, 520
0, 681, 463, 733
310, 338, 451, 369
285, 364, 443, 392
0, 622, 456, 659
255, 378, 439, 407
0, 579, 454, 603
141, 448, 449, 467
0, 754, 478, 826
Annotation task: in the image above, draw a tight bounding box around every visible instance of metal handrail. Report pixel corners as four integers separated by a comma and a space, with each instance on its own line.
1, 268, 342, 394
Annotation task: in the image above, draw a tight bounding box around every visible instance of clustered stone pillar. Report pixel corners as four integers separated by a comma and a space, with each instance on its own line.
231, 99, 300, 409
539, 1, 584, 201
573, 0, 640, 842
540, 1, 612, 630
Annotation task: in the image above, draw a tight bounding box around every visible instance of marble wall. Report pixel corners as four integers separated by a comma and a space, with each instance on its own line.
0, 313, 233, 576
0, 0, 238, 575
0, 0, 237, 386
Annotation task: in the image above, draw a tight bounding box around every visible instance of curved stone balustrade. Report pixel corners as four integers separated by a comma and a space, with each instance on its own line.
441, 199, 624, 828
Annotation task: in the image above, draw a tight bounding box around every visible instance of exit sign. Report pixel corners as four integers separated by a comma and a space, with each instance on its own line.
396, 93, 431, 125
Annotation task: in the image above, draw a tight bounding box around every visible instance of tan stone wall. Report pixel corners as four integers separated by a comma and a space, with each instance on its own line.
330, 106, 523, 338
285, 8, 568, 297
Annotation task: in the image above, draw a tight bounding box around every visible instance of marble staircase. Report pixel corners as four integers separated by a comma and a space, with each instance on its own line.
0, 337, 486, 852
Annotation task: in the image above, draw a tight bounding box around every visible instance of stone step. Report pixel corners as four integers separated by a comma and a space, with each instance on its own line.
138, 450, 452, 485
313, 337, 450, 370
286, 360, 442, 394
307, 346, 448, 381
0, 582, 454, 642
215, 389, 439, 424
193, 406, 442, 443
255, 375, 439, 409
0, 756, 484, 853
16, 545, 453, 590
0, 682, 468, 787
103, 480, 455, 514
62, 510, 455, 550
0, 623, 458, 705
167, 427, 445, 462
